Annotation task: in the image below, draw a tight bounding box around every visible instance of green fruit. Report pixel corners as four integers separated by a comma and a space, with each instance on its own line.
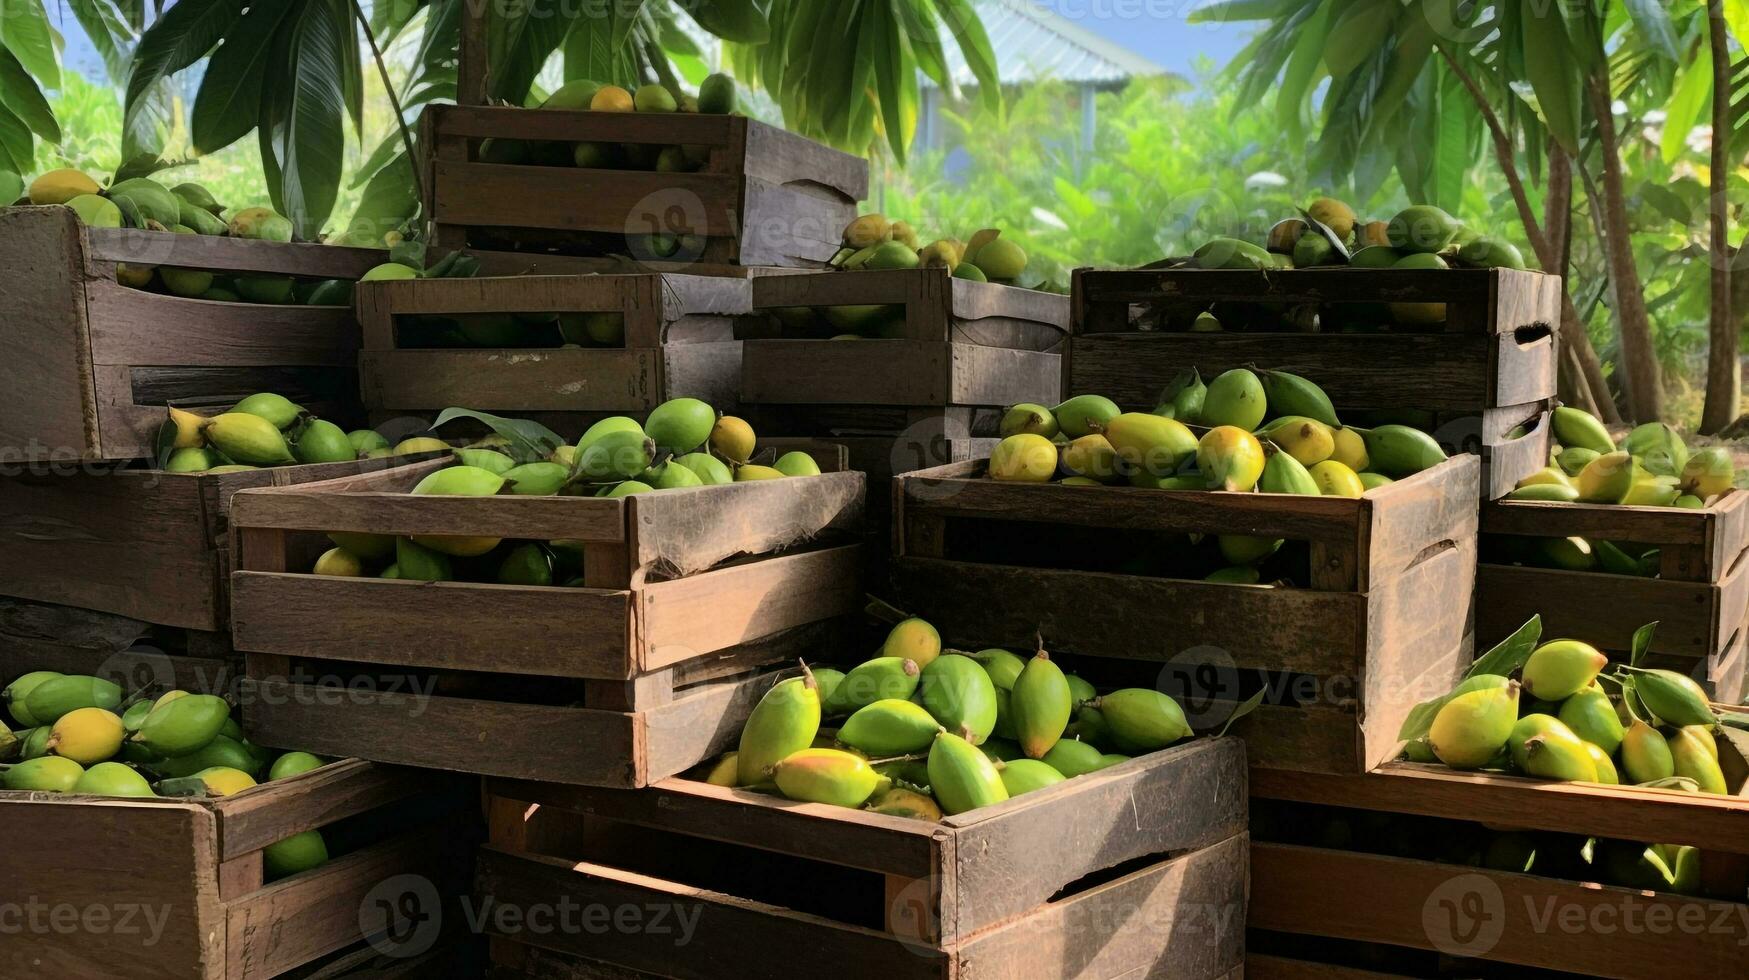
19, 726, 52, 759
497, 544, 555, 586
1292, 233, 1336, 268
953, 263, 988, 282
1509, 483, 1580, 502
108, 177, 181, 227
204, 412, 296, 465
580, 429, 656, 481
1521, 731, 1598, 782
171, 182, 224, 215
229, 206, 294, 242
23, 675, 122, 726
394, 537, 453, 582
737, 673, 822, 785
1218, 535, 1282, 566
73, 761, 155, 797
348, 430, 391, 454
1, 755, 84, 792
1000, 404, 1059, 439
1629, 669, 1717, 728
163, 447, 219, 473
1260, 450, 1321, 496
293, 419, 356, 464
542, 79, 604, 109
1534, 537, 1595, 571
1201, 368, 1267, 431
698, 73, 738, 114
838, 699, 942, 756
1521, 641, 1608, 701
269, 751, 325, 781
975, 238, 1028, 280
177, 198, 227, 236
502, 462, 570, 496
676, 452, 734, 485
326, 532, 394, 563
235, 276, 296, 303
633, 83, 679, 113
1194, 237, 1273, 270
1206, 566, 1262, 584
823, 657, 922, 716
1429, 683, 1520, 769
998, 758, 1066, 796
264, 829, 330, 880
120, 700, 153, 732
412, 465, 507, 498
1403, 737, 1437, 763
133, 694, 229, 758
866, 240, 921, 271
1622, 422, 1690, 478
1552, 406, 1615, 455
770, 748, 880, 808
1197, 426, 1267, 492
646, 398, 717, 454
1359, 425, 1447, 476
1087, 689, 1191, 752
604, 481, 653, 497
1041, 738, 1108, 777
232, 392, 303, 430
1620, 720, 1676, 783
1061, 434, 1120, 481
643, 461, 704, 489
6, 671, 64, 727
1347, 245, 1401, 268
1668, 728, 1728, 794
1387, 205, 1462, 253
1102, 413, 1198, 477
1506, 712, 1578, 768
1556, 447, 1601, 477
918, 654, 999, 745
1681, 446, 1736, 499
67, 193, 122, 228
927, 731, 1009, 815
971, 649, 1027, 690
1258, 370, 1340, 427
144, 735, 260, 778
1011, 649, 1072, 759
1457, 236, 1526, 270
1559, 685, 1625, 755
1052, 395, 1121, 439
453, 448, 514, 475
773, 452, 821, 478
1587, 744, 1620, 784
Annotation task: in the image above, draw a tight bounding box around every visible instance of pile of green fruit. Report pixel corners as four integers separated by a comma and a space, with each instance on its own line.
1402, 620, 1741, 794
478, 72, 740, 178
310, 400, 823, 586
690, 617, 1202, 820
0, 670, 332, 881
154, 393, 430, 473
985, 370, 1448, 583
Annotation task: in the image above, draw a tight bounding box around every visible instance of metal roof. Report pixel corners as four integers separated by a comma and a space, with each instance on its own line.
927, 0, 1168, 88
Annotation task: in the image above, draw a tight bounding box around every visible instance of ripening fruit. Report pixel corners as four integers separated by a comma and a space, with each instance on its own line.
710, 416, 757, 463
1000, 404, 1059, 439
645, 398, 716, 454
312, 547, 365, 577
1681, 447, 1735, 500
880, 618, 941, 669
1102, 413, 1197, 477
46, 707, 125, 765
1260, 417, 1336, 467
1520, 640, 1608, 702
1309, 460, 1366, 498
989, 434, 1058, 483
1429, 682, 1520, 769
1197, 426, 1266, 492
29, 168, 102, 205
1201, 369, 1267, 431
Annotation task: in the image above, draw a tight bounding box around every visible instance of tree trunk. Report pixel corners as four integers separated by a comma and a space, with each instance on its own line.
1587, 75, 1663, 422
1702, 2, 1738, 434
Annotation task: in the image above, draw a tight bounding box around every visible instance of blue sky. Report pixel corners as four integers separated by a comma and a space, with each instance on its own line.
1036, 0, 1251, 77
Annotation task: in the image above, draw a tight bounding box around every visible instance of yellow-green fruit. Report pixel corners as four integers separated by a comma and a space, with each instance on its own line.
1622, 422, 1690, 477
1218, 535, 1282, 566
842, 213, 893, 249
701, 753, 739, 787
1457, 236, 1527, 270
1680, 447, 1735, 500
838, 700, 941, 756
233, 392, 303, 429
1535, 536, 1595, 571
927, 731, 1009, 815
23, 675, 122, 726
1576, 451, 1635, 503
579, 428, 656, 482
1428, 683, 1520, 769
1621, 473, 1680, 507
1669, 728, 1728, 794
633, 84, 678, 113
1550, 406, 1616, 455
411, 464, 507, 556
1061, 434, 1120, 481
867, 786, 943, 821
774, 451, 822, 478
229, 206, 294, 242
1387, 204, 1461, 253
1510, 483, 1579, 502
1558, 685, 1624, 756
998, 758, 1067, 796
881, 618, 941, 669
134, 694, 230, 758
1556, 447, 1601, 478
1011, 649, 1072, 760
107, 177, 182, 227
1310, 460, 1365, 497
1103, 413, 1197, 477
1266, 218, 1308, 253
394, 436, 448, 455
1620, 719, 1676, 783
1586, 744, 1619, 784
1000, 403, 1059, 439
1293, 233, 1336, 268
68, 193, 122, 228
1087, 689, 1191, 752
824, 657, 921, 717
710, 416, 757, 463
46, 707, 125, 765
394, 537, 453, 581
203, 412, 296, 465
454, 448, 514, 475
148, 735, 262, 780
264, 829, 329, 880
1261, 417, 1336, 467
1041, 738, 1109, 777
975, 238, 1028, 280
1359, 425, 1448, 476
502, 462, 570, 496
989, 433, 1059, 483
734, 465, 785, 482
1308, 197, 1358, 241
919, 655, 999, 745
177, 197, 227, 235
646, 397, 716, 454
29, 168, 101, 204
1259, 450, 1320, 496
327, 532, 393, 563
1681, 725, 1719, 761
1052, 395, 1122, 439
549, 445, 579, 469
866, 240, 921, 271
771, 748, 880, 808
1630, 668, 1717, 728
2, 755, 84, 792
360, 262, 418, 282
1357, 473, 1394, 491
74, 761, 155, 797
1520, 727, 1598, 783
1197, 426, 1266, 492
268, 751, 324, 780
293, 419, 356, 464
5, 671, 63, 727
162, 448, 217, 473
1202, 369, 1267, 431
737, 672, 822, 786
1521, 640, 1608, 701
677, 452, 734, 486
698, 73, 738, 114
195, 766, 258, 796
1521, 465, 1576, 488
1194, 236, 1274, 270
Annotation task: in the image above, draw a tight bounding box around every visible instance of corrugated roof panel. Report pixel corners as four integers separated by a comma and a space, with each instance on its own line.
925, 0, 1167, 88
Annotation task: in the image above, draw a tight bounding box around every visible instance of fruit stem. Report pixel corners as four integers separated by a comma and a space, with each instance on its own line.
798, 659, 818, 691
866, 752, 928, 766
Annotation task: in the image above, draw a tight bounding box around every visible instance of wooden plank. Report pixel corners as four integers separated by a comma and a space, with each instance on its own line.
1223, 702, 1364, 774
1481, 499, 1715, 547
214, 759, 430, 861
1492, 320, 1558, 406
891, 556, 1367, 676
1250, 843, 1749, 979
625, 471, 865, 577
1359, 541, 1475, 771
360, 348, 663, 414
231, 573, 636, 678
659, 340, 744, 410
741, 339, 952, 405
432, 104, 741, 145
1244, 955, 1416, 980
434, 161, 742, 237
1476, 564, 1719, 661
86, 282, 358, 366
739, 117, 870, 200
1075, 267, 1513, 310
637, 669, 792, 782
638, 546, 862, 670
229, 484, 628, 543
0, 207, 95, 460
85, 225, 385, 278
946, 344, 1062, 407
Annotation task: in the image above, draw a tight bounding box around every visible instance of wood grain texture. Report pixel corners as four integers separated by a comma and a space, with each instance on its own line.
1244, 954, 1417, 979
625, 470, 864, 577
1073, 267, 1550, 319
1250, 842, 1747, 979
638, 545, 862, 669
84, 224, 385, 278
1476, 563, 1721, 661
215, 759, 430, 860
361, 349, 665, 414
86, 281, 359, 366
0, 207, 95, 458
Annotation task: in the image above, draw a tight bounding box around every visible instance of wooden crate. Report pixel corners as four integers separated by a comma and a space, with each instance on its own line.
355, 273, 752, 426
1249, 759, 1749, 980
892, 456, 1480, 774
0, 206, 382, 462
480, 737, 1248, 979
420, 104, 866, 268
1070, 267, 1562, 500
1478, 490, 1749, 702
0, 453, 440, 633
230, 448, 865, 787
0, 759, 475, 980
0, 597, 242, 702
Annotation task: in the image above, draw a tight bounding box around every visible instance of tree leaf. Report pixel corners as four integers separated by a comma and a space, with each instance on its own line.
0, 168, 21, 204
267, 0, 348, 239
126, 0, 245, 146
1661, 43, 1711, 164
0, 102, 31, 174
1469, 615, 1543, 679
687, 0, 770, 44
1628, 621, 1659, 668
191, 0, 294, 155
1215, 689, 1266, 738
337, 150, 418, 246
1518, 5, 1583, 153
0, 45, 57, 142
936, 0, 998, 110
63, 0, 135, 82
1188, 0, 1301, 23
431, 408, 565, 462
1622, 0, 1680, 62
0, 0, 60, 90
1324, 0, 1396, 77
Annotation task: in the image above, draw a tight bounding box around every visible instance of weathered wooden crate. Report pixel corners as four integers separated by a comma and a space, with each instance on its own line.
355, 273, 753, 427
231, 447, 865, 787
1070, 267, 1562, 500
420, 104, 866, 268
1478, 490, 1749, 702
480, 736, 1248, 979
0, 453, 440, 633
892, 456, 1480, 774
1248, 756, 1749, 980
0, 206, 381, 462
0, 759, 475, 980
0, 597, 242, 702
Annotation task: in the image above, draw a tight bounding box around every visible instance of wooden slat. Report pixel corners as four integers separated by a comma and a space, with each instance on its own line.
85, 281, 358, 365
625, 471, 865, 577
738, 116, 870, 200
231, 572, 636, 678
741, 340, 952, 405
214, 759, 427, 860
360, 348, 662, 413
434, 161, 742, 236
85, 225, 385, 278
638, 546, 861, 670
430, 104, 741, 145
1482, 498, 1716, 547
0, 207, 96, 459
1075, 267, 1511, 310
946, 344, 1062, 407
229, 483, 628, 543
1476, 563, 1720, 660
